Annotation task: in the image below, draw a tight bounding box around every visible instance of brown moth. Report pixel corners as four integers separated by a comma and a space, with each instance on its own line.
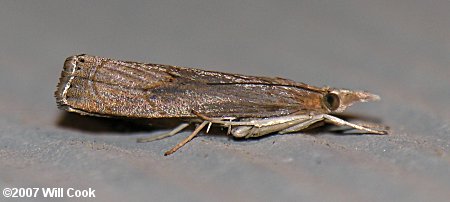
55, 54, 387, 155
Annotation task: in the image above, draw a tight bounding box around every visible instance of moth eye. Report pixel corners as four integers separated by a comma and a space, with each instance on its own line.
323, 93, 340, 111
78, 58, 85, 63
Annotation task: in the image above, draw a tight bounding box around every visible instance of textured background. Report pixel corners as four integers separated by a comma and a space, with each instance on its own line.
1, 1, 449, 201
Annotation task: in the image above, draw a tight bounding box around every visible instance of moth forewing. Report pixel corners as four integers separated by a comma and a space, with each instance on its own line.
55, 54, 387, 155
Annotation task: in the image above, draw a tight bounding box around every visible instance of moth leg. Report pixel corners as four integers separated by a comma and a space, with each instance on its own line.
136, 123, 190, 143
193, 111, 310, 127
230, 126, 252, 137
322, 114, 387, 134
232, 116, 311, 138
193, 111, 257, 126
164, 121, 209, 156
238, 114, 387, 138
279, 118, 324, 134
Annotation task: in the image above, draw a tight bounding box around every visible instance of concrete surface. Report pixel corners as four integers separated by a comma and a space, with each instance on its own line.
1, 1, 449, 201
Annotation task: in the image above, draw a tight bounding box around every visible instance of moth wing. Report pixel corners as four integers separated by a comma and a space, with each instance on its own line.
141, 66, 324, 118
56, 55, 175, 117
56, 54, 324, 118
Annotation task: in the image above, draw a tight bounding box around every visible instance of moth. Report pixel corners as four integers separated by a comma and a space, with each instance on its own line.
55, 54, 387, 155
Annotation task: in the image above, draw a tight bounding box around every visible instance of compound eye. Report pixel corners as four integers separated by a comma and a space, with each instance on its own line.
323, 93, 340, 111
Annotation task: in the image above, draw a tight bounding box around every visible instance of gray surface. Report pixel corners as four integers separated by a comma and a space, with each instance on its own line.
1, 0, 449, 201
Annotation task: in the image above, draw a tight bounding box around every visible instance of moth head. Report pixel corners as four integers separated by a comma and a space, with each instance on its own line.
322, 88, 380, 113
